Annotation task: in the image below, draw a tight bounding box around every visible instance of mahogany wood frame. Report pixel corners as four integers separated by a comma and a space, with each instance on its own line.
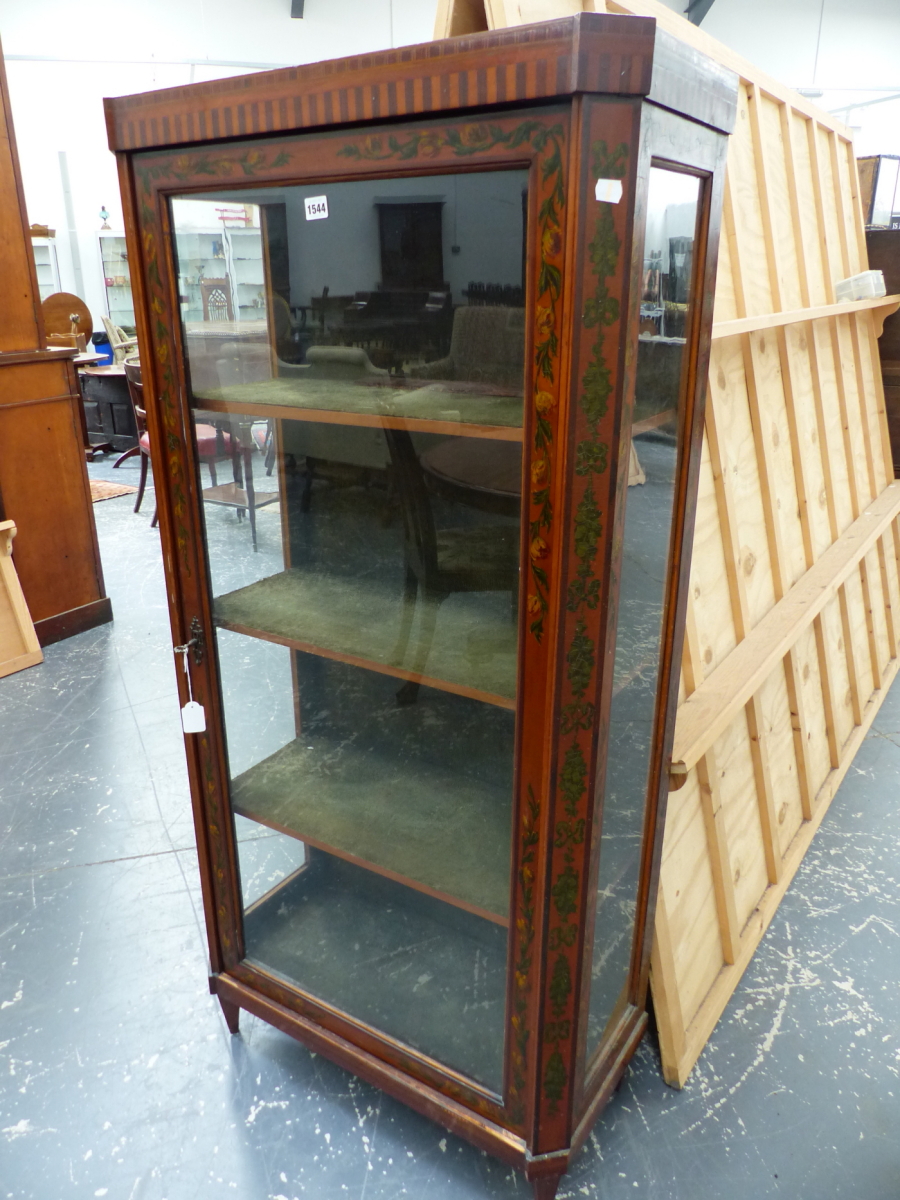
106, 15, 735, 1196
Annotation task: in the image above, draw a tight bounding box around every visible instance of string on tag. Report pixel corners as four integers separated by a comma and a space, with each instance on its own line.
182, 645, 194, 703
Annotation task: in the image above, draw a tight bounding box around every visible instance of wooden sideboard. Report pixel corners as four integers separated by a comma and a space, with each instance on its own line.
0, 36, 111, 644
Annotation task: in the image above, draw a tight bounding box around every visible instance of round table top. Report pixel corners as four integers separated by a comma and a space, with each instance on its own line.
421, 438, 522, 497
41, 292, 92, 339
420, 438, 522, 517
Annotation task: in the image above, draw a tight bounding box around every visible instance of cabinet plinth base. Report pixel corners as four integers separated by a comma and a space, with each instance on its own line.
34, 597, 112, 647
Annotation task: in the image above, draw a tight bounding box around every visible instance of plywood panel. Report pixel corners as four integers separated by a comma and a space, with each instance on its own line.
755, 666, 803, 849
785, 324, 832, 560
758, 93, 802, 311
820, 593, 855, 751
728, 87, 773, 317
711, 217, 738, 323
711, 710, 768, 931
658, 771, 724, 1022
686, 435, 738, 670
810, 320, 855, 535
708, 339, 775, 627
747, 328, 807, 589
813, 123, 843, 298
844, 567, 876, 706
792, 623, 831, 799
786, 113, 828, 306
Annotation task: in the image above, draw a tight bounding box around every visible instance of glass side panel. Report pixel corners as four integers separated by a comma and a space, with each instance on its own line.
170, 169, 528, 1092
585, 167, 701, 1060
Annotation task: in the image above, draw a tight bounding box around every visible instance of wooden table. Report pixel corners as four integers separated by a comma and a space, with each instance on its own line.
78, 363, 136, 454
420, 438, 522, 517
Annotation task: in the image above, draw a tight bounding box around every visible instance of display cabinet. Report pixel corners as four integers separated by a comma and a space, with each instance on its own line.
106, 14, 736, 1195
29, 234, 60, 301
99, 231, 138, 330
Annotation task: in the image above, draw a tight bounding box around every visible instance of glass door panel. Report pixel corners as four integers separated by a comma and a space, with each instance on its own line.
171, 168, 528, 1092
585, 167, 702, 1058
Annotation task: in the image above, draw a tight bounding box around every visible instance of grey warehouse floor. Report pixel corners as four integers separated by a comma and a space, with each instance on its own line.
1, 456, 899, 1200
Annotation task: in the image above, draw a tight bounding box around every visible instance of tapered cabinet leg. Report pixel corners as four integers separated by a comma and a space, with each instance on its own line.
531, 1172, 564, 1200
218, 995, 241, 1034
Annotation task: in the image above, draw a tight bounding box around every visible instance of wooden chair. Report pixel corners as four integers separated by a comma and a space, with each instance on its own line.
101, 315, 138, 364
278, 346, 391, 512
200, 277, 234, 322
122, 361, 236, 527
408, 304, 525, 388
384, 426, 519, 704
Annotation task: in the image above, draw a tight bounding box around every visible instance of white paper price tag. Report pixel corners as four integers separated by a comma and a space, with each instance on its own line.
304, 195, 329, 221
175, 638, 206, 733
595, 179, 623, 204
181, 700, 207, 733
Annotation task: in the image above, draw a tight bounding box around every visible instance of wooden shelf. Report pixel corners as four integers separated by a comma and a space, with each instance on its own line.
710, 294, 900, 340
243, 853, 507, 1090
232, 735, 511, 922
214, 568, 517, 708
193, 376, 524, 442
203, 481, 279, 511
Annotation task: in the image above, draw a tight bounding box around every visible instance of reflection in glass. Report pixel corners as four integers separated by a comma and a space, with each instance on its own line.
585, 167, 701, 1058
171, 170, 527, 1091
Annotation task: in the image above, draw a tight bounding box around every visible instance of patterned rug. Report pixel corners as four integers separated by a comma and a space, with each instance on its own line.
90, 480, 138, 502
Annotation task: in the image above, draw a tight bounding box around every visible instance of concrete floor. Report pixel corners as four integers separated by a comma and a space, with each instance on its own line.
1, 456, 899, 1199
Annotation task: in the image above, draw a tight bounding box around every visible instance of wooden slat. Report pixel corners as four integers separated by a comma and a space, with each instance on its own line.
673, 483, 900, 772
710, 296, 900, 340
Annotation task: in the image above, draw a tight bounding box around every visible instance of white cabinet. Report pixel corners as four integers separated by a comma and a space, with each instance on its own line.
30, 237, 60, 302
99, 233, 135, 331
175, 226, 265, 322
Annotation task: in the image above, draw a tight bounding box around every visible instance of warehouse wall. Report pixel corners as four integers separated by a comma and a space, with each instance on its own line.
701, 0, 900, 155
0, 0, 440, 324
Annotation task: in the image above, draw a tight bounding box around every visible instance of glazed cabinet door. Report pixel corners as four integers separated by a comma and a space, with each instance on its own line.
169, 164, 531, 1096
